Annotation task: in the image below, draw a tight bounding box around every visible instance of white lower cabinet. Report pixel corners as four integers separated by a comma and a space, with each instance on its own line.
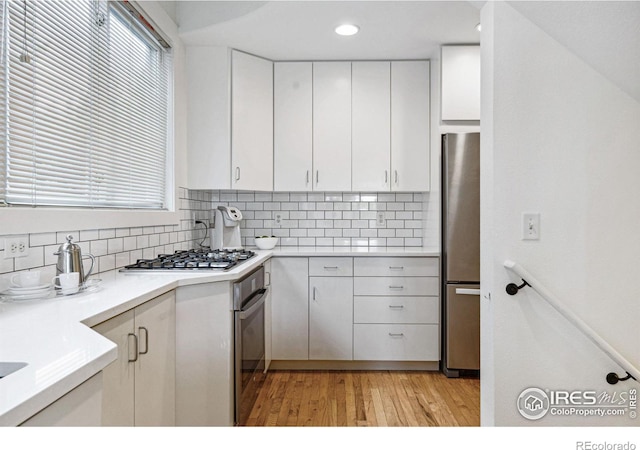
271, 256, 440, 364
93, 291, 176, 426
271, 257, 309, 360
175, 282, 234, 426
353, 324, 439, 361
20, 373, 103, 427
309, 276, 353, 360
353, 257, 440, 362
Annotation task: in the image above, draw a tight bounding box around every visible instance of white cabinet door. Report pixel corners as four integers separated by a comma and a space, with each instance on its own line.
274, 62, 313, 191
271, 258, 309, 360
20, 373, 103, 427
134, 291, 176, 427
391, 61, 430, 191
441, 46, 480, 121
186, 47, 231, 190
352, 61, 391, 191
92, 309, 135, 426
313, 62, 351, 191
309, 277, 353, 360
263, 259, 272, 370
175, 282, 234, 426
232, 50, 273, 191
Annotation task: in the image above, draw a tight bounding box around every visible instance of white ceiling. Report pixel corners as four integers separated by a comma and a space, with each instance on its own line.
175, 1, 481, 60
165, 1, 640, 102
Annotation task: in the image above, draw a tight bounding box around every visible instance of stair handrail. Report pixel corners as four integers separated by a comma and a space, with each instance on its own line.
503, 259, 639, 385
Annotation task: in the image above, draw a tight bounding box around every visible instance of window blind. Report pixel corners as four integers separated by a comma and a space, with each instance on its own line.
0, 0, 171, 209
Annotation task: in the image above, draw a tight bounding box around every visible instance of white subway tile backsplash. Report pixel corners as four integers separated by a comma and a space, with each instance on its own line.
107, 238, 124, 254
360, 194, 377, 202
91, 240, 108, 257
99, 229, 116, 239
2, 188, 432, 280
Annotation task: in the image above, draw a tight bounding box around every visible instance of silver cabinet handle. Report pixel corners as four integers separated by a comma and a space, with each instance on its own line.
127, 333, 138, 363
265, 271, 271, 287
316, 170, 319, 185
388, 305, 404, 309
235, 167, 241, 181
388, 333, 404, 337
323, 266, 338, 270
306, 170, 310, 185
394, 170, 398, 185
455, 288, 481, 296
138, 326, 149, 355
312, 287, 317, 301
388, 286, 404, 290
389, 266, 404, 270
385, 170, 388, 184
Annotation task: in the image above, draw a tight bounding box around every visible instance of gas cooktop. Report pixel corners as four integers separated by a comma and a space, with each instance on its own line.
121, 248, 256, 272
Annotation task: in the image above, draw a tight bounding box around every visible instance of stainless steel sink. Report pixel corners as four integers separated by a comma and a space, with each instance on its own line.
0, 362, 28, 379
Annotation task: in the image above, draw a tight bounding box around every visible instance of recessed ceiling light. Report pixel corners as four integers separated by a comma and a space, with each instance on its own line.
475, 23, 482, 32
335, 24, 360, 36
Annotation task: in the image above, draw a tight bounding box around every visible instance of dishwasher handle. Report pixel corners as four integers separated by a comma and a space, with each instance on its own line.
238, 288, 267, 319
455, 288, 481, 296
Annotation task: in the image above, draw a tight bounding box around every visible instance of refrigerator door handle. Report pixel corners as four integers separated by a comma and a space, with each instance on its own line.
455, 288, 481, 296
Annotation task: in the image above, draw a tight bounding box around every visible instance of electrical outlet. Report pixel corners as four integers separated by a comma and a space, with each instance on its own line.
376, 211, 386, 226
275, 214, 282, 227
4, 236, 29, 259
522, 213, 540, 240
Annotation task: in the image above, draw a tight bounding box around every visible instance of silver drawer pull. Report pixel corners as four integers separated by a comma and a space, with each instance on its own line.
128, 333, 138, 363
323, 266, 339, 270
388, 333, 404, 337
388, 305, 404, 309
389, 266, 404, 270
388, 286, 404, 290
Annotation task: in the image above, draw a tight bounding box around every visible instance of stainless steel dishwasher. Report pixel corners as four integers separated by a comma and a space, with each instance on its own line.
233, 266, 267, 426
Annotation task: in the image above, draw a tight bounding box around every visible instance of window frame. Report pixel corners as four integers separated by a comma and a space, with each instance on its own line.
0, 0, 179, 234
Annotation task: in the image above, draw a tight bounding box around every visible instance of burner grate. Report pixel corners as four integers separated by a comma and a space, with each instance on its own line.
122, 247, 255, 271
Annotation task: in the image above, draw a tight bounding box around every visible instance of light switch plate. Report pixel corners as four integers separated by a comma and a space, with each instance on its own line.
522, 213, 540, 240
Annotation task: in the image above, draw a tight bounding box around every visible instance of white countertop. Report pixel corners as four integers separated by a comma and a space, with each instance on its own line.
0, 250, 273, 426
270, 246, 440, 257
0, 246, 438, 426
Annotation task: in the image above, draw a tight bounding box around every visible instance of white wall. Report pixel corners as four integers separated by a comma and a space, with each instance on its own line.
481, 2, 640, 426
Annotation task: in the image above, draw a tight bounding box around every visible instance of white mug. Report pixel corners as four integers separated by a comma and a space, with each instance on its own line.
52, 272, 80, 294
11, 271, 41, 288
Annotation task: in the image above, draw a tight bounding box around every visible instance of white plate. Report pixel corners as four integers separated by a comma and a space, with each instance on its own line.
8, 283, 51, 292
1, 289, 55, 302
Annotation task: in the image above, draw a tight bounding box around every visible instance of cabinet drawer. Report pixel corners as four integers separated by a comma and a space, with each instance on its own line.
354, 296, 439, 324
354, 257, 438, 277
309, 257, 353, 277
354, 276, 438, 296
353, 324, 439, 361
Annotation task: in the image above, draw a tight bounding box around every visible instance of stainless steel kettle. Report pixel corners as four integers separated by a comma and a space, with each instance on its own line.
54, 235, 95, 286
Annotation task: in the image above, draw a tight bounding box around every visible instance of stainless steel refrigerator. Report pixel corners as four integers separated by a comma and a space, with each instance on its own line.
441, 132, 480, 378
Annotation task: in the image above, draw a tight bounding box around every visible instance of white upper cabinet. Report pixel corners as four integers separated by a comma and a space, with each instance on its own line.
274, 62, 313, 191
391, 60, 431, 191
352, 62, 391, 191
313, 62, 352, 191
441, 45, 480, 121
231, 50, 274, 191
186, 47, 231, 190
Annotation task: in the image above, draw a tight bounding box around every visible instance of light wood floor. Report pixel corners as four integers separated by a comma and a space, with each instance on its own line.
246, 370, 480, 427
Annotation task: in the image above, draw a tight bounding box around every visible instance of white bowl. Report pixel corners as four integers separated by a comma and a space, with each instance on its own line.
254, 237, 279, 250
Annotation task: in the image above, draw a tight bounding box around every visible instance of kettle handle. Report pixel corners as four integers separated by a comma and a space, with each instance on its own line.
83, 253, 96, 280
